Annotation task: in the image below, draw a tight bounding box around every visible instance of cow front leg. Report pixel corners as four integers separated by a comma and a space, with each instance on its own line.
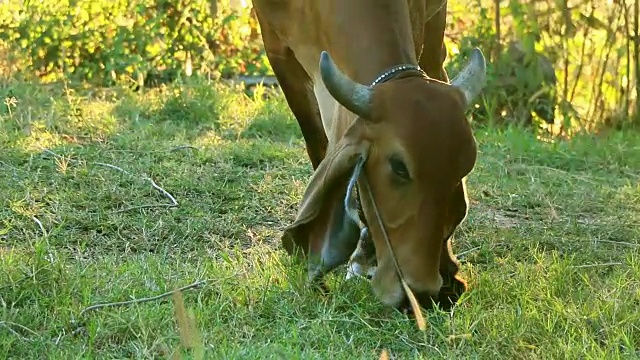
345, 228, 378, 280
254, 10, 328, 169
418, 1, 449, 82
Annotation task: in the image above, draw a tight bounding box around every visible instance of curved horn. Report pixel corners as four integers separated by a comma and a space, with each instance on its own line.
450, 47, 487, 105
319, 51, 373, 118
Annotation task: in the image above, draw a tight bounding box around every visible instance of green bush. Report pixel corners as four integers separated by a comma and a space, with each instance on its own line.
0, 0, 633, 131
0, 0, 272, 86
446, 0, 635, 131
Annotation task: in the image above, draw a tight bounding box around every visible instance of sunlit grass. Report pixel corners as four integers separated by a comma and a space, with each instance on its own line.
1, 77, 639, 358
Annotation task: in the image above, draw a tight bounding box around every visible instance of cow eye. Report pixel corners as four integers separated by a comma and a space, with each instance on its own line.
389, 156, 410, 180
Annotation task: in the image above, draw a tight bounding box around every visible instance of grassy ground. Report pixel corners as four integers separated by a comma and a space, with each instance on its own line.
1, 77, 639, 359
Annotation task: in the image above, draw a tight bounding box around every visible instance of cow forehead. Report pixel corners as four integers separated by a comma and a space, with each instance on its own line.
374, 79, 465, 125
370, 79, 475, 179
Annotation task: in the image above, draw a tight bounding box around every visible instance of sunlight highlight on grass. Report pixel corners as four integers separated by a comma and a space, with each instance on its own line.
64, 101, 120, 139
7, 199, 44, 218
15, 121, 66, 152
193, 129, 225, 148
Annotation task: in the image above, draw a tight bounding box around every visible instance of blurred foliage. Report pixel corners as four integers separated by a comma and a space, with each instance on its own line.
0, 0, 637, 132
0, 0, 271, 86
445, 0, 636, 133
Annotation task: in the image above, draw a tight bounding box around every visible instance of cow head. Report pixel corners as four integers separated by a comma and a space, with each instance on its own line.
282, 48, 486, 311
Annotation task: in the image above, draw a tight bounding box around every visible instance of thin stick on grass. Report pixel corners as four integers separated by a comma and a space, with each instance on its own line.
79, 279, 208, 317
457, 246, 481, 258
31, 216, 46, 237
43, 149, 179, 213
93, 162, 178, 212
113, 176, 178, 213
94, 162, 130, 175
570, 262, 623, 269
0, 321, 39, 342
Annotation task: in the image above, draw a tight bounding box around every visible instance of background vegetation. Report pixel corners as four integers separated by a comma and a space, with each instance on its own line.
1, 0, 639, 358
1, 0, 638, 133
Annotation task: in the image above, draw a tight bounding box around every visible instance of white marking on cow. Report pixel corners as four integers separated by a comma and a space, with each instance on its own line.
345, 262, 363, 280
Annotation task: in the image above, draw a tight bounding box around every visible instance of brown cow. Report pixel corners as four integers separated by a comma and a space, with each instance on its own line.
252, 0, 487, 311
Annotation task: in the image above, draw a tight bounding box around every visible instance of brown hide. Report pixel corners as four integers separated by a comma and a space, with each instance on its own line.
252, 0, 486, 311
281, 118, 371, 257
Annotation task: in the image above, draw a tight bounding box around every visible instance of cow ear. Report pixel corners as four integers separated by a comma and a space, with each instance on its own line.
281, 118, 371, 258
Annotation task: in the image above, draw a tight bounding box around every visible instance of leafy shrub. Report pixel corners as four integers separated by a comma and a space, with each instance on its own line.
0, 0, 272, 86
0, 0, 634, 131
446, 0, 635, 131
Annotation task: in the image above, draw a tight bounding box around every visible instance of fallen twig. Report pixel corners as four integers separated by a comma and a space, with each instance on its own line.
31, 216, 47, 237
94, 162, 130, 175
146, 176, 178, 206
457, 246, 481, 258
79, 279, 208, 318
0, 321, 39, 342
113, 175, 178, 213
42, 149, 179, 213
570, 262, 623, 269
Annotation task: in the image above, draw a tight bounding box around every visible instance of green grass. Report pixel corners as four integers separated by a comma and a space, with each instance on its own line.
1, 77, 639, 359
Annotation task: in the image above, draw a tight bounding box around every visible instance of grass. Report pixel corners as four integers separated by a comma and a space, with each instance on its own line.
1, 76, 639, 359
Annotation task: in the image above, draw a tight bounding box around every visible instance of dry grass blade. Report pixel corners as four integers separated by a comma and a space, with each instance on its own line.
171, 291, 204, 360
400, 279, 427, 331
379, 349, 390, 360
